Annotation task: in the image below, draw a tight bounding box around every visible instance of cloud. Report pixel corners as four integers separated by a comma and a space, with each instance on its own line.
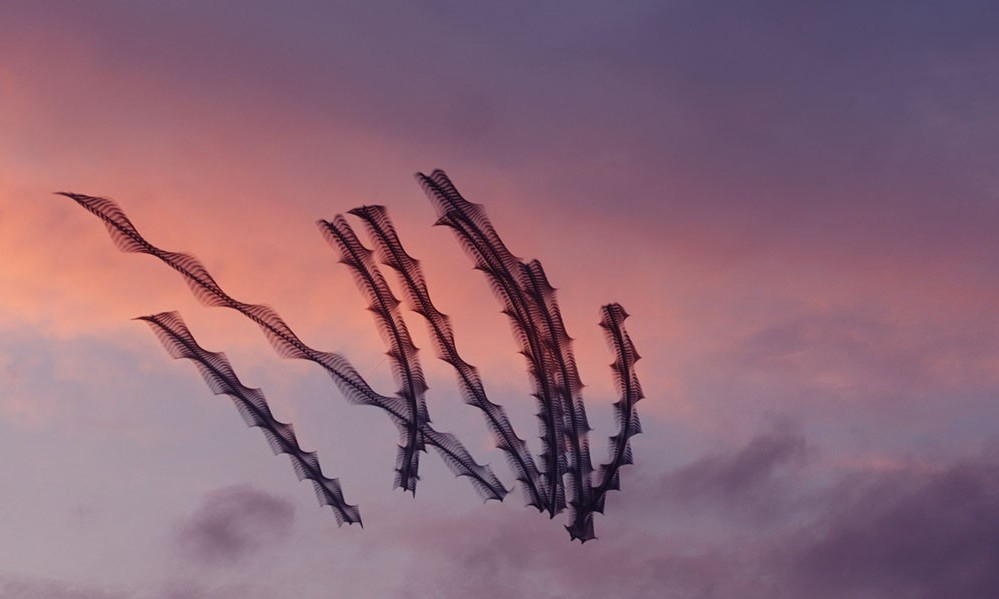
654, 426, 813, 524
0, 578, 129, 599
678, 303, 999, 456
732, 309, 999, 401
1, 3, 998, 598
780, 450, 999, 599
370, 433, 999, 599
4, 408, 994, 599
173, 485, 294, 566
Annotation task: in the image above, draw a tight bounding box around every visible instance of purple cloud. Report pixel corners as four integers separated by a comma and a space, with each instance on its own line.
174, 485, 294, 566
655, 426, 813, 524
373, 434, 999, 599
782, 450, 999, 598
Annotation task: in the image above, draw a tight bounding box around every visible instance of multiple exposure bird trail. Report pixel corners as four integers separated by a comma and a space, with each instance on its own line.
60, 170, 643, 542
139, 311, 362, 526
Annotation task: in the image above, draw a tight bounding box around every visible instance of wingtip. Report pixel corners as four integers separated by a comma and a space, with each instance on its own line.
347, 204, 387, 218
132, 310, 177, 323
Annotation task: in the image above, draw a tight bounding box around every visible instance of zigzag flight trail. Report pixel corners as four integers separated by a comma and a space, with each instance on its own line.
139, 311, 362, 526
60, 192, 507, 503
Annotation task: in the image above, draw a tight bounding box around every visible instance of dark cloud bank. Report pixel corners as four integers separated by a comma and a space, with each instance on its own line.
4, 437, 997, 598
386, 428, 999, 599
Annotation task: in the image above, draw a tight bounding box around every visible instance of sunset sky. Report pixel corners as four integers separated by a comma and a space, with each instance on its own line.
3, 1, 999, 597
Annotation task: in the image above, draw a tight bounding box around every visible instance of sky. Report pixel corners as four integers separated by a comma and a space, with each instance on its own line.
2, 1, 999, 597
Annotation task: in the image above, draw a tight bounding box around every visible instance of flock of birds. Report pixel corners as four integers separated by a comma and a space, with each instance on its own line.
60, 170, 643, 542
